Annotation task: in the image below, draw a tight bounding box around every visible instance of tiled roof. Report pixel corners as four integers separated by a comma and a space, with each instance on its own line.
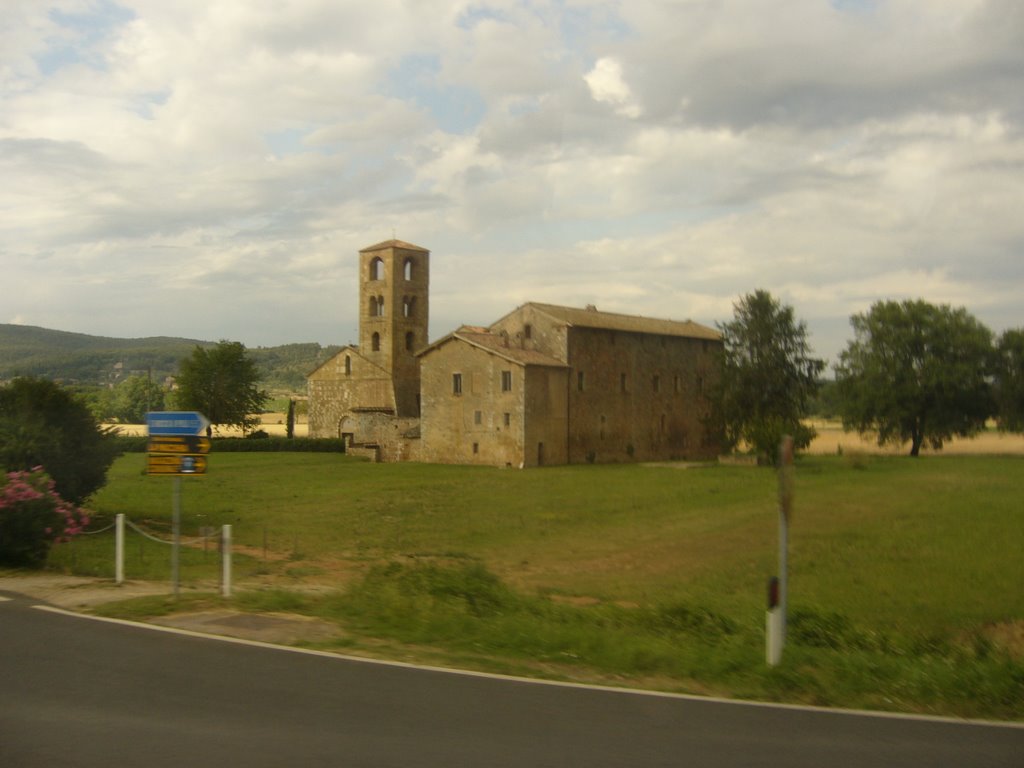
359, 239, 430, 253
418, 330, 567, 367
527, 303, 720, 340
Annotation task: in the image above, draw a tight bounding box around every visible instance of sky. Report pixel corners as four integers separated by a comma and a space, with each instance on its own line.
2, 0, 1022, 366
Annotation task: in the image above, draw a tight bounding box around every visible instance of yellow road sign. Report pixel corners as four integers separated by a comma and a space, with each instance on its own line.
147, 436, 211, 454
146, 454, 208, 476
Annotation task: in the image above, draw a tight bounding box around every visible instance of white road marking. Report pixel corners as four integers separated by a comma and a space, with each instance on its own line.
29, 604, 1024, 731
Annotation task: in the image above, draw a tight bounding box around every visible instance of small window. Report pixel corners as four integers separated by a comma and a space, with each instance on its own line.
503, 412, 511, 427
405, 331, 414, 351
371, 333, 380, 352
473, 442, 479, 455
474, 410, 482, 425
377, 295, 385, 316
501, 370, 512, 392
370, 257, 384, 280
369, 296, 378, 316
577, 371, 585, 391
403, 296, 415, 318
452, 373, 463, 395
523, 324, 532, 339
344, 355, 351, 375
404, 258, 413, 281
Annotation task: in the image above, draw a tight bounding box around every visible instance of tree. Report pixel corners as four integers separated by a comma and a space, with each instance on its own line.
993, 328, 1024, 432
0, 378, 121, 505
112, 375, 165, 423
712, 290, 825, 464
834, 300, 993, 457
174, 341, 268, 435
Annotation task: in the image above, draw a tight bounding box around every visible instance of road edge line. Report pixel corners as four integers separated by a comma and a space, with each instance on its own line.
29, 603, 1024, 731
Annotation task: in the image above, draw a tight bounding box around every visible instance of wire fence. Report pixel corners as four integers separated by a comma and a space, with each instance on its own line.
53, 514, 236, 594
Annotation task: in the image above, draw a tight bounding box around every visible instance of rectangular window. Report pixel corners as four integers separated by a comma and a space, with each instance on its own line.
452, 373, 462, 395
577, 371, 585, 391
503, 412, 511, 427
501, 370, 512, 392
472, 442, 479, 454
524, 324, 532, 339
474, 410, 482, 425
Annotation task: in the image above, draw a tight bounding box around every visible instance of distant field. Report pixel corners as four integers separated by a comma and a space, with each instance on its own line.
113, 414, 1024, 453
808, 419, 1024, 456
109, 411, 309, 438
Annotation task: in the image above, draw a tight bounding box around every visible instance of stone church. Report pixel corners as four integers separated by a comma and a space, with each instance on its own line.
307, 239, 723, 466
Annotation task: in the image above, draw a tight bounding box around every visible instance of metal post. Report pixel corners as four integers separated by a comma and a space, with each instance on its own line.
221, 524, 232, 598
115, 513, 125, 584
172, 477, 181, 597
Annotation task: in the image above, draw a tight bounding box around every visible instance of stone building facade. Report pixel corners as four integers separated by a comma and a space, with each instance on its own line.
308, 240, 722, 466
307, 239, 428, 461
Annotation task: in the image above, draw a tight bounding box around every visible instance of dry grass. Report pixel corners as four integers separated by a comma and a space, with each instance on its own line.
807, 420, 1024, 456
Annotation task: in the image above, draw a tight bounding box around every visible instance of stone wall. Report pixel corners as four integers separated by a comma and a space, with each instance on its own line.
565, 327, 721, 462
420, 339, 528, 466
307, 348, 396, 439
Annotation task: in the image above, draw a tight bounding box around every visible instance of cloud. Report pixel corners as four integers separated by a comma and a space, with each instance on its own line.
584, 56, 641, 118
0, 0, 1020, 366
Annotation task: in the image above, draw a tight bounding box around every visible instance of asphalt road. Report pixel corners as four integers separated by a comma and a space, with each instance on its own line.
1, 592, 1021, 767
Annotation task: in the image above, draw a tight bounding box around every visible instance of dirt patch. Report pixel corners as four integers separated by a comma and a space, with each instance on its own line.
151, 610, 341, 645
0, 572, 172, 610
0, 571, 340, 646
986, 620, 1024, 660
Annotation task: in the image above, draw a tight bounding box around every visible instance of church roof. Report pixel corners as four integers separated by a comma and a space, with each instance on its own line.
418, 329, 568, 368
525, 302, 720, 340
359, 239, 430, 253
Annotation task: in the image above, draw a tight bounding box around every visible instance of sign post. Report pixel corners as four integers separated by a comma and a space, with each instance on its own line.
146, 412, 211, 596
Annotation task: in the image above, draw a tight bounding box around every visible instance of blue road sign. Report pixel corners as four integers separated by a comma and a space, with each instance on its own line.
146, 411, 211, 436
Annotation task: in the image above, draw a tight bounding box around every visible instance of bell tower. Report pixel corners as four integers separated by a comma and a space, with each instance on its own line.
358, 239, 429, 416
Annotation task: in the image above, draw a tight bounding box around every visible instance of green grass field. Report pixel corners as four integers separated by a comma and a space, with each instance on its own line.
51, 451, 1024, 719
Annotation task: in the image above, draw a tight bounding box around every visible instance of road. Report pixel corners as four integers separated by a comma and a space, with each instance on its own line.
1, 592, 1021, 767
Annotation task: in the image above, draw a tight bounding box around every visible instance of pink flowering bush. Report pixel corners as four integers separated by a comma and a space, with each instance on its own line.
0, 467, 90, 568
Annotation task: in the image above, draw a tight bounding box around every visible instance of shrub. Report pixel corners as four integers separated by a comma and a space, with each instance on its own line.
0, 467, 90, 568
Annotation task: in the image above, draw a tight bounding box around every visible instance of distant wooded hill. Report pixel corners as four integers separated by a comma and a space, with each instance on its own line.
0, 324, 341, 393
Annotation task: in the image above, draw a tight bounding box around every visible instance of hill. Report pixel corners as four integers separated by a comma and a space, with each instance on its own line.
0, 324, 341, 393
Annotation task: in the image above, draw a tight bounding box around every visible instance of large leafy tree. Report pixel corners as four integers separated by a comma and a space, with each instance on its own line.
174, 341, 268, 434
112, 375, 166, 423
0, 378, 121, 505
834, 300, 993, 457
993, 328, 1024, 432
713, 290, 825, 464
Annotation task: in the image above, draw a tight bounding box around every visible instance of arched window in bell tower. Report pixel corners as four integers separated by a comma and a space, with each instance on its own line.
403, 296, 415, 318
404, 258, 414, 281
369, 296, 378, 316
370, 257, 384, 280
371, 332, 380, 352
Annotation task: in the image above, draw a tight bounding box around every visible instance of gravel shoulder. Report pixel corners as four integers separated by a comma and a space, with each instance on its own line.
0, 571, 340, 645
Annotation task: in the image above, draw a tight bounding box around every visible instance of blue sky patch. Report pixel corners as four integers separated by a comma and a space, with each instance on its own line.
388, 54, 486, 135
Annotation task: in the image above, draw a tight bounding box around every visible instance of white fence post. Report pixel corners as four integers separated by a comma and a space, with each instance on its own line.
115, 513, 125, 585
221, 524, 232, 597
